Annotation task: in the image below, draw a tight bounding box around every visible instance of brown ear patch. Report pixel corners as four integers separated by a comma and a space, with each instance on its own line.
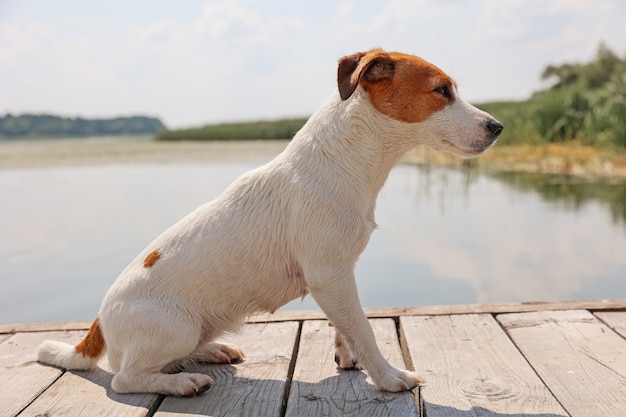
337, 52, 367, 100
143, 250, 161, 268
337, 48, 394, 100
75, 318, 106, 358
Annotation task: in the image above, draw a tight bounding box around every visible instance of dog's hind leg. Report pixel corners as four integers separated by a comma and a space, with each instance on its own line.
112, 367, 214, 397
193, 342, 245, 364
105, 308, 215, 396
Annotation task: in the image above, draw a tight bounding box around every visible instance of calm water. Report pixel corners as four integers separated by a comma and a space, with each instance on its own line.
1, 140, 625, 325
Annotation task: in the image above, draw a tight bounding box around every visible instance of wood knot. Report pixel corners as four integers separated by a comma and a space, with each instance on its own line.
461, 378, 515, 400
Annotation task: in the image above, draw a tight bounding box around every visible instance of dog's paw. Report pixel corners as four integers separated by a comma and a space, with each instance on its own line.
200, 342, 245, 364
334, 336, 358, 369
373, 368, 425, 392
334, 353, 359, 370
330, 322, 359, 370
173, 372, 215, 397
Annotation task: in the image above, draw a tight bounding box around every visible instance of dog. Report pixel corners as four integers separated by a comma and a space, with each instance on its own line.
38, 48, 502, 396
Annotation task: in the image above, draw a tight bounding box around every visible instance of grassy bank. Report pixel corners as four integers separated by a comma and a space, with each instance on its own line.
0, 137, 288, 169
402, 143, 626, 179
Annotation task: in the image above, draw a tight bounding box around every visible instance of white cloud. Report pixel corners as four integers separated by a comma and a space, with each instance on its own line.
1, 0, 625, 127
129, 20, 182, 45
195, 0, 259, 37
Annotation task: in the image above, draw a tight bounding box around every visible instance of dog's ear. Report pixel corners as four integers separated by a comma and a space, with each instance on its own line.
337, 49, 395, 100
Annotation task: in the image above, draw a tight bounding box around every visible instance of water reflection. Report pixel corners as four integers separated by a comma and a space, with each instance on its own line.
487, 170, 626, 227
354, 164, 626, 308
1, 156, 625, 324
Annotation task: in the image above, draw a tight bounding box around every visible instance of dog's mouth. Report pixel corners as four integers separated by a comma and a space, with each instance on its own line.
441, 137, 496, 158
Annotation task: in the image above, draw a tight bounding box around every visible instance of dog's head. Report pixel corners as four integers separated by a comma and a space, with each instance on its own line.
337, 49, 502, 157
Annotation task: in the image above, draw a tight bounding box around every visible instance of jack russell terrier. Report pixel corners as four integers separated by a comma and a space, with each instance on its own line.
38, 48, 502, 396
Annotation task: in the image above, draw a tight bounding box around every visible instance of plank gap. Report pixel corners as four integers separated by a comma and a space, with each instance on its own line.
493, 312, 573, 417
12, 368, 66, 417
279, 320, 303, 417
144, 394, 165, 417
593, 311, 626, 340
497, 310, 626, 416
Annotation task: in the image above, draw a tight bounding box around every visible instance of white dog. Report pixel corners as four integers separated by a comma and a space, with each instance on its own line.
38, 49, 502, 396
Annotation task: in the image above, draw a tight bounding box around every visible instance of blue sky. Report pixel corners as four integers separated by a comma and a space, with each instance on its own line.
1, 0, 625, 128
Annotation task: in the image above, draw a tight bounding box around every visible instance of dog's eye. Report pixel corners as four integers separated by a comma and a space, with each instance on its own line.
434, 85, 452, 99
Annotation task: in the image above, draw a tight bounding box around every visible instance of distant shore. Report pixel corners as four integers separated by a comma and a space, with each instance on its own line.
1, 136, 625, 181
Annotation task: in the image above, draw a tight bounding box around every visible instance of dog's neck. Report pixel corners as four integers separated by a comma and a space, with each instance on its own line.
284, 91, 420, 202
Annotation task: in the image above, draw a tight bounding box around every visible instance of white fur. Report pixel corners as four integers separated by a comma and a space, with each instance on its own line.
38, 54, 500, 396
37, 340, 100, 370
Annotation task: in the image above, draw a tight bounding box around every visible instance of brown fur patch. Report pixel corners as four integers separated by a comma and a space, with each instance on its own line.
364, 52, 453, 123
74, 318, 105, 359
143, 250, 161, 268
338, 49, 454, 123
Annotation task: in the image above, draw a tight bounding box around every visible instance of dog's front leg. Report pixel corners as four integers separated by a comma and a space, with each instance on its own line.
308, 268, 424, 392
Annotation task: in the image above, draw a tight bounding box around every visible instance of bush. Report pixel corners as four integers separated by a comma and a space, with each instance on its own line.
476, 44, 626, 148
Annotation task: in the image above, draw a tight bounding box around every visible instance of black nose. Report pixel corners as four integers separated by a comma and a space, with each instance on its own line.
486, 120, 504, 137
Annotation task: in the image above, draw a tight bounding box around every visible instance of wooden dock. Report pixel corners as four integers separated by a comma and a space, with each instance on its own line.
1, 299, 625, 417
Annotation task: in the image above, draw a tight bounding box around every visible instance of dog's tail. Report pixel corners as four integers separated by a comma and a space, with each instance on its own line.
38, 318, 106, 370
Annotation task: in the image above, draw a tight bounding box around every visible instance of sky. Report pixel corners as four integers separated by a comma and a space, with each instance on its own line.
1, 0, 625, 129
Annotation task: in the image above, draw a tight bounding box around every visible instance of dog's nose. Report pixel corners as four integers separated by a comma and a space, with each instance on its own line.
486, 120, 504, 137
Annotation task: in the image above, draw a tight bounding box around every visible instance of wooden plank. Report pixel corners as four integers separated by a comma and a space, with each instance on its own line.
155, 321, 299, 417
3, 300, 624, 333
21, 362, 160, 417
0, 330, 85, 417
595, 311, 626, 338
498, 310, 626, 417
400, 314, 567, 416
0, 320, 92, 334
285, 319, 419, 417
248, 299, 626, 323
19, 338, 162, 417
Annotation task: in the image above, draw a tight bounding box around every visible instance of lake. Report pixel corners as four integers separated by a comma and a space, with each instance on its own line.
1, 138, 625, 325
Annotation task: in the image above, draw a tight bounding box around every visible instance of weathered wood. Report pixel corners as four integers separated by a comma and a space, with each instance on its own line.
155, 321, 299, 417
248, 298, 626, 323
400, 314, 567, 416
0, 330, 85, 417
285, 319, 419, 417
595, 311, 626, 338
18, 355, 159, 417
3, 300, 624, 333
498, 310, 626, 417
0, 320, 92, 334
0, 332, 89, 417
3, 304, 626, 416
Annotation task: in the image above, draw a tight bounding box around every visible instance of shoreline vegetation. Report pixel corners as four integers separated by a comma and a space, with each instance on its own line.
1, 137, 625, 181
2, 44, 625, 180
403, 143, 626, 179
